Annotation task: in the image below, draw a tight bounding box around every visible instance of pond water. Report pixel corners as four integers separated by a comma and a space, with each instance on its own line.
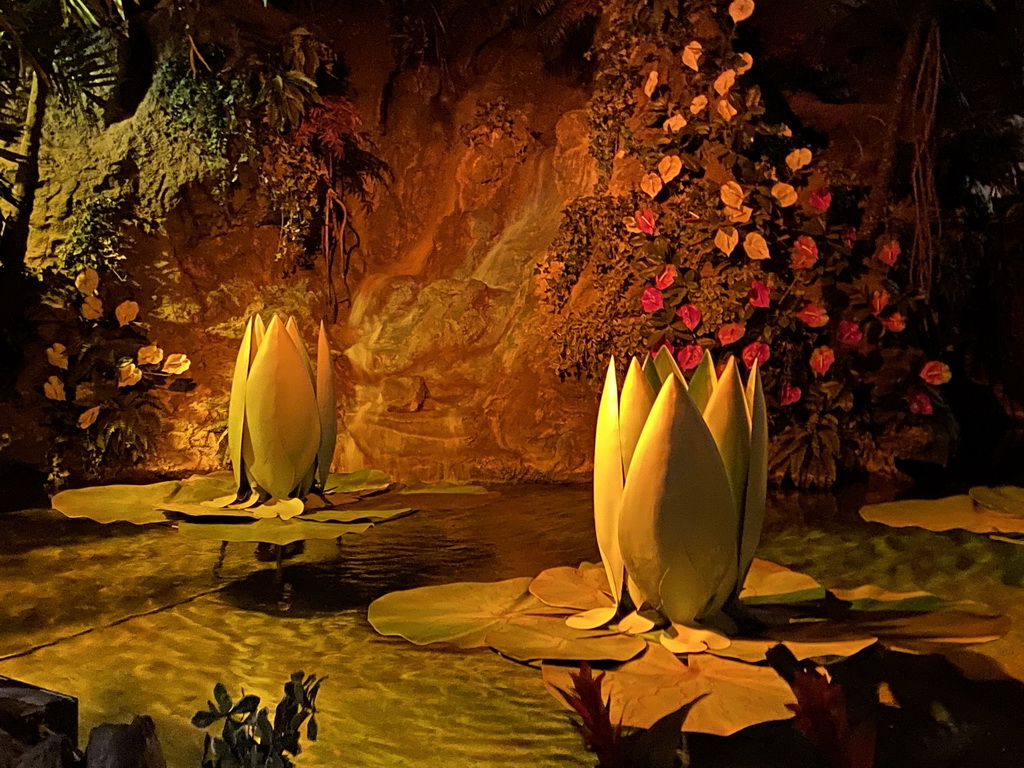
3, 482, 1024, 767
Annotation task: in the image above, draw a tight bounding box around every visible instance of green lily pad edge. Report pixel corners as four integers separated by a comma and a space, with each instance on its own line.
49, 469, 415, 543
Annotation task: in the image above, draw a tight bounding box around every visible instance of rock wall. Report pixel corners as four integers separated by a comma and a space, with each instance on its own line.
25, 15, 602, 483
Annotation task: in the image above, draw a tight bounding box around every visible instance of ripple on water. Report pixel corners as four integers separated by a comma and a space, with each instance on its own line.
4, 483, 1024, 765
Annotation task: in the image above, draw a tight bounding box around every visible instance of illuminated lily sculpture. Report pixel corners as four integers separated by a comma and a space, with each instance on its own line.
228, 313, 337, 502
583, 347, 767, 630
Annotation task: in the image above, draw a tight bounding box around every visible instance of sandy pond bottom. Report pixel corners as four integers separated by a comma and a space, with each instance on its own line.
3, 482, 1024, 767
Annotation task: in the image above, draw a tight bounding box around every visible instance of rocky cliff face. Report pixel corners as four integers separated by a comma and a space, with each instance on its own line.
25, 17, 602, 482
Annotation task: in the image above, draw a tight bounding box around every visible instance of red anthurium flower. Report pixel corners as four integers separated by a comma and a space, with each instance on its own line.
870, 290, 890, 316
676, 344, 704, 371
717, 323, 745, 345
655, 264, 677, 290
748, 281, 770, 308
837, 321, 863, 346
810, 346, 835, 376
636, 208, 657, 235
876, 238, 901, 267
809, 187, 832, 212
841, 226, 858, 249
742, 341, 770, 368
780, 383, 802, 406
790, 236, 818, 270
641, 287, 663, 313
919, 361, 952, 385
881, 312, 906, 332
676, 303, 702, 330
907, 388, 933, 415
797, 303, 829, 328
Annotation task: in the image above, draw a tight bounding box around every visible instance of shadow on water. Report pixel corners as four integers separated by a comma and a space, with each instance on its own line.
692, 646, 1024, 768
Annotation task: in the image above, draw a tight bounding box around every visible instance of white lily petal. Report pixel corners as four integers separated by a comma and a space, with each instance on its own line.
619, 357, 657, 475
640, 353, 662, 393
285, 316, 316, 384
254, 314, 266, 347
244, 316, 321, 499
618, 611, 657, 635
594, 358, 626, 602
738, 363, 768, 588
565, 606, 618, 630
703, 357, 752, 523
228, 317, 257, 496
619, 375, 738, 624
652, 345, 685, 385
315, 321, 338, 489
661, 622, 731, 654
687, 350, 718, 413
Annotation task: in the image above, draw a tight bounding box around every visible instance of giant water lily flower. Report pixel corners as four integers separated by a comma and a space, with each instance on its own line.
586, 347, 766, 630
228, 314, 337, 502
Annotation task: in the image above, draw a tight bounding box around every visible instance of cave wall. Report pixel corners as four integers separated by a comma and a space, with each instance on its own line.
24, 10, 601, 482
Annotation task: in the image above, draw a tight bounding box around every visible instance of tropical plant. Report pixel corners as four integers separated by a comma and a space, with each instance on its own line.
584, 348, 765, 633
42, 263, 193, 486
539, 0, 950, 488
191, 672, 324, 768
228, 314, 336, 503
554, 661, 700, 768
0, 0, 125, 270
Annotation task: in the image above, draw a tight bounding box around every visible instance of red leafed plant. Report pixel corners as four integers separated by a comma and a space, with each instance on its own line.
785, 666, 876, 768
555, 662, 627, 768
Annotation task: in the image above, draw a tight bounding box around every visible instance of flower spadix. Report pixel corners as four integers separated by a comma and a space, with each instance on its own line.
588, 347, 767, 629
227, 314, 337, 500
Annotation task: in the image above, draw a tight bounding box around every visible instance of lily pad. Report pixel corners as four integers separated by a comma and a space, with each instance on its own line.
969, 486, 1024, 516
766, 608, 1009, 649
831, 585, 949, 613
367, 578, 645, 661
397, 482, 490, 495
738, 558, 825, 604
178, 517, 372, 545
51, 481, 181, 525
707, 637, 878, 663
51, 473, 244, 525
860, 494, 1024, 535
529, 565, 614, 612
325, 469, 392, 494
543, 644, 795, 737
303, 507, 415, 524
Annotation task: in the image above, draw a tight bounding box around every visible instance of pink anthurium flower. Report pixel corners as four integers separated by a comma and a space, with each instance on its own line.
676, 304, 702, 330
780, 383, 802, 405
742, 341, 770, 368
748, 281, 770, 308
641, 287, 664, 313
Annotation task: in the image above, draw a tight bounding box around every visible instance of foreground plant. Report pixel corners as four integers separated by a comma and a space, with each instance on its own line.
587, 348, 765, 635
191, 671, 324, 768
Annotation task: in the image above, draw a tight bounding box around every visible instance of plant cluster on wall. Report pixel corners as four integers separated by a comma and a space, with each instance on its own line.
41, 235, 193, 486
152, 23, 390, 319
540, 0, 955, 487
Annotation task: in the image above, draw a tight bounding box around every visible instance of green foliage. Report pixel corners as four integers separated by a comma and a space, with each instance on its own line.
41, 257, 193, 487
540, 0, 945, 487
191, 672, 324, 768
54, 193, 131, 275
154, 58, 241, 171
